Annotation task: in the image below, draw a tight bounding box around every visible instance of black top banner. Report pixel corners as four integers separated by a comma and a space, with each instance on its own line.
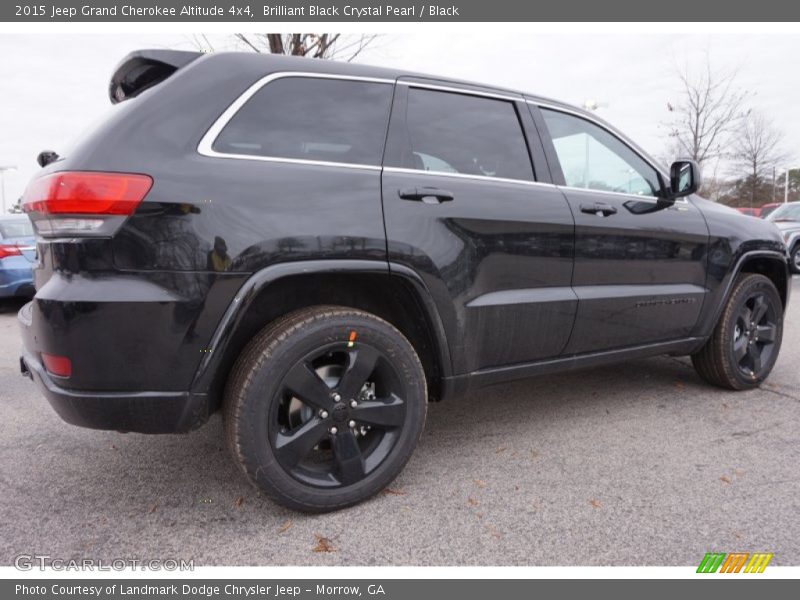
4, 0, 800, 22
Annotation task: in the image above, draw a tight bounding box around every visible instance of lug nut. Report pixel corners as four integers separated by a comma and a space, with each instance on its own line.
348, 420, 356, 428
329, 426, 338, 435
350, 399, 358, 408
319, 410, 329, 419
332, 393, 341, 402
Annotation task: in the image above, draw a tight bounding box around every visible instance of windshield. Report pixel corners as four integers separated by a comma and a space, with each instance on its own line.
0, 220, 34, 239
767, 203, 800, 222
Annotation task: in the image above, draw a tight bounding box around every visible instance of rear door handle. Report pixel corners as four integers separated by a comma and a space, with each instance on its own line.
580, 202, 617, 217
398, 187, 454, 205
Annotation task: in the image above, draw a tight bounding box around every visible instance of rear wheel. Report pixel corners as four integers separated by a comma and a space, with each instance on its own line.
223, 306, 427, 512
691, 274, 783, 390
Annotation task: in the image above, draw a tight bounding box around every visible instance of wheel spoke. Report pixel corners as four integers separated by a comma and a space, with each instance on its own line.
352, 395, 405, 428
284, 362, 334, 411
751, 295, 768, 324
733, 335, 748, 362
757, 324, 777, 343
332, 430, 365, 485
739, 306, 752, 325
274, 418, 328, 468
747, 345, 763, 374
337, 346, 380, 401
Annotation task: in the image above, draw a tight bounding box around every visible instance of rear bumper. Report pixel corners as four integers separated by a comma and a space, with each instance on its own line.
18, 302, 209, 434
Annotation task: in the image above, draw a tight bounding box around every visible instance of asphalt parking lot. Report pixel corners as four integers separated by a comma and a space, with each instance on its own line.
1, 281, 798, 567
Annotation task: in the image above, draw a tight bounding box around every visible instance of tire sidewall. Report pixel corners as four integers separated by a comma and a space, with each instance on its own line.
233, 310, 427, 511
791, 244, 800, 274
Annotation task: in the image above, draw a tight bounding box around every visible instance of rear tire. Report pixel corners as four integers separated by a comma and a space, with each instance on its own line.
223, 306, 427, 512
691, 274, 783, 390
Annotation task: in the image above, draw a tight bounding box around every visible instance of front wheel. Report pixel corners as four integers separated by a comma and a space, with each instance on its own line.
790, 244, 800, 274
691, 273, 784, 390
223, 306, 427, 512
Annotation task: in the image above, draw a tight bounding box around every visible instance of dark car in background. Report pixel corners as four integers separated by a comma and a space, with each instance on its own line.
17, 51, 792, 511
0, 215, 35, 298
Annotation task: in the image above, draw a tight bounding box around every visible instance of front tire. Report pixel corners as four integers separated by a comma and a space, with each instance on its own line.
691, 274, 784, 390
790, 244, 800, 274
223, 306, 427, 512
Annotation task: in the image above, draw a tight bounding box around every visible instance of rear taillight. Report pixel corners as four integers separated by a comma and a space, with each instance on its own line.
0, 244, 22, 259
22, 171, 152, 237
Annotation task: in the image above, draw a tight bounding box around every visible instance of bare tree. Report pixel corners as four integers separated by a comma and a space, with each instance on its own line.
666, 54, 749, 167
191, 33, 379, 62
729, 111, 790, 207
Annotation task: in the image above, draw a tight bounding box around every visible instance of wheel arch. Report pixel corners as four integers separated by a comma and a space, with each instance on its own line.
738, 253, 790, 308
694, 249, 790, 344
190, 260, 453, 412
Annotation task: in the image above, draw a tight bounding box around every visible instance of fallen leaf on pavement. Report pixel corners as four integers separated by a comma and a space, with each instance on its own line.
473, 479, 487, 488
486, 525, 502, 539
278, 520, 293, 534
467, 497, 479, 506
312, 535, 335, 553
720, 475, 731, 484
234, 496, 244, 508
590, 499, 601, 508
148, 504, 157, 514
382, 487, 406, 496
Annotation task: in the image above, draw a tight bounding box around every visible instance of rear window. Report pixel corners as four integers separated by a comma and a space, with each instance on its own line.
212, 77, 394, 166
0, 220, 33, 239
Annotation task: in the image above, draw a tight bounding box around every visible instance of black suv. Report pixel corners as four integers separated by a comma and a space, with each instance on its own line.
18, 51, 791, 511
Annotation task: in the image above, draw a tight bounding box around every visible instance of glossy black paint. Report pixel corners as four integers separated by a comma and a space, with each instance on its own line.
18, 52, 791, 433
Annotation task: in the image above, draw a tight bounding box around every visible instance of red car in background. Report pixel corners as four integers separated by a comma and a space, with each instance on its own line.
735, 207, 759, 217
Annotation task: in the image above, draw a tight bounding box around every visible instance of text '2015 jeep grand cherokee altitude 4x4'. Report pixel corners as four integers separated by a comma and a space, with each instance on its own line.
18, 51, 791, 511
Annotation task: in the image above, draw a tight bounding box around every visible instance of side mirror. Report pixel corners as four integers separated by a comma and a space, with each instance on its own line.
668, 159, 702, 199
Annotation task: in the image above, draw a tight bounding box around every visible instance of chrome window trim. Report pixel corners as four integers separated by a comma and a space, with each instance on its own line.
383, 166, 556, 188
530, 100, 692, 204
397, 80, 522, 102
197, 71, 394, 170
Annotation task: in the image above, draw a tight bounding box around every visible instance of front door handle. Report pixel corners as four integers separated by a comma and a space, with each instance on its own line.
580, 202, 617, 217
399, 187, 454, 205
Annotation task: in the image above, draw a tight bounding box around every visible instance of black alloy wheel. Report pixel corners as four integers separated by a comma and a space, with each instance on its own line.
269, 342, 408, 488
224, 306, 427, 512
731, 291, 779, 379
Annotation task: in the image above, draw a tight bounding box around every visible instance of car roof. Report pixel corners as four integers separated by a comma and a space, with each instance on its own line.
206, 51, 587, 114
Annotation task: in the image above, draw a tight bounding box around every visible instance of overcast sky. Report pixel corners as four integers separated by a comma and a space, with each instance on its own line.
1, 33, 798, 209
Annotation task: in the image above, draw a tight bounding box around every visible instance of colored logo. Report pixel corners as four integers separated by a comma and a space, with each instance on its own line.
697, 552, 773, 573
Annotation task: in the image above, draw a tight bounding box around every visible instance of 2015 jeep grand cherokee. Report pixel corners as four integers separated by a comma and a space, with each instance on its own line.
18, 50, 791, 511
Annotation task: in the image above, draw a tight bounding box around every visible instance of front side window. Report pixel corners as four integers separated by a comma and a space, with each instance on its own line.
213, 77, 393, 166
541, 109, 661, 197
395, 88, 533, 181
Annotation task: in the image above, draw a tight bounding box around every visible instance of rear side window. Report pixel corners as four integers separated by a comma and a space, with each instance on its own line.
392, 88, 533, 181
212, 77, 393, 166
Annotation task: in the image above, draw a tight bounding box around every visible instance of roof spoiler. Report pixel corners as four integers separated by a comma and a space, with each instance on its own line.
109, 49, 203, 104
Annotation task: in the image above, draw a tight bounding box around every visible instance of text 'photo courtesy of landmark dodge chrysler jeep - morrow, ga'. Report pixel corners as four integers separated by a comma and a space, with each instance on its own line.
18, 50, 791, 511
